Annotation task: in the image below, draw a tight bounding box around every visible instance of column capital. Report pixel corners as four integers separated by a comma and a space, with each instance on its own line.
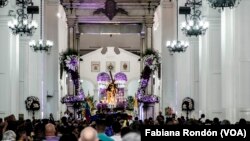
144, 16, 154, 28
67, 18, 77, 28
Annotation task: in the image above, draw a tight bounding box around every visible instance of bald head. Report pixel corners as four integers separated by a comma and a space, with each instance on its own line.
79, 127, 98, 141
45, 123, 56, 136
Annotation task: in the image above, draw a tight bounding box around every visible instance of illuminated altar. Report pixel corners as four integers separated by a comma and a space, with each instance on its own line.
97, 71, 127, 109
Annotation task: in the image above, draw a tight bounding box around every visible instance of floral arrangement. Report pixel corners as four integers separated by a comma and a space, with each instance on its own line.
136, 49, 161, 104
114, 72, 127, 82
182, 97, 195, 111
138, 94, 159, 104
97, 72, 111, 82
143, 49, 161, 71
60, 48, 80, 93
25, 96, 40, 111
61, 88, 85, 104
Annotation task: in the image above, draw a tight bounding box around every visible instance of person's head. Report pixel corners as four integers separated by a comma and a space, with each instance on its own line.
2, 130, 16, 141
79, 127, 98, 141
159, 111, 162, 115
96, 119, 106, 133
45, 123, 56, 136
6, 121, 17, 132
201, 114, 205, 118
239, 118, 247, 125
61, 116, 67, 124
221, 120, 230, 125
213, 117, 220, 125
112, 121, 121, 134
134, 117, 138, 121
16, 125, 27, 140
122, 132, 141, 141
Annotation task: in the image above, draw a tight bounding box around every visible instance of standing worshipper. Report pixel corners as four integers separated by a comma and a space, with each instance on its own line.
96, 119, 114, 141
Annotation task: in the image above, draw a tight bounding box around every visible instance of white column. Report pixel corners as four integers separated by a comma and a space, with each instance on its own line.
160, 0, 176, 113
57, 4, 68, 120
233, 0, 250, 121
221, 0, 250, 122
221, 9, 237, 123
9, 31, 20, 117
145, 22, 153, 50
44, 0, 62, 120
19, 36, 32, 119
189, 38, 199, 117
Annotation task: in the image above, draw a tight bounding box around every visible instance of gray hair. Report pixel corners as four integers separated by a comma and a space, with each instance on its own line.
122, 132, 141, 141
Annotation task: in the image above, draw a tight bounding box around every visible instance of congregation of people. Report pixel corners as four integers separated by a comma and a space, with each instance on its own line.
0, 111, 248, 141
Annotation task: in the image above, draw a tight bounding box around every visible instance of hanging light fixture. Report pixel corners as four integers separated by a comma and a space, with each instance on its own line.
0, 0, 8, 8
181, 0, 209, 37
29, 0, 53, 52
166, 0, 189, 54
8, 0, 38, 36
207, 0, 241, 9
29, 40, 53, 52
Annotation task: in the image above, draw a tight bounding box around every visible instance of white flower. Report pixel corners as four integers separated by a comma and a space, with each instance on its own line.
65, 55, 79, 71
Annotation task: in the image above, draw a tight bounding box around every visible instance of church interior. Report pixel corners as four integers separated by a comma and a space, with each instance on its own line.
0, 0, 250, 140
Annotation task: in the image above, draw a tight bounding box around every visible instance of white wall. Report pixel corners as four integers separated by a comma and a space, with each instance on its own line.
80, 79, 95, 97
80, 47, 140, 101
80, 34, 141, 49
127, 79, 139, 97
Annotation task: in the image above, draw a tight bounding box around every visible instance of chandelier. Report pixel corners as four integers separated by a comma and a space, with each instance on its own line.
8, 0, 38, 36
181, 0, 209, 37
0, 0, 8, 8
29, 40, 53, 52
166, 0, 189, 53
166, 40, 189, 53
207, 0, 241, 9
29, 0, 53, 52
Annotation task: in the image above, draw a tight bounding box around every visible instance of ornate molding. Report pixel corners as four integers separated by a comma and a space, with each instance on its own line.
93, 0, 128, 20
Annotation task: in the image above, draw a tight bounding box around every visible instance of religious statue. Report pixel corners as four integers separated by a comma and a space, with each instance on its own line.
106, 83, 117, 106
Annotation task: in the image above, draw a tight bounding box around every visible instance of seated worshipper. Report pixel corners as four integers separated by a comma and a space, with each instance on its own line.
16, 125, 31, 141
2, 130, 16, 141
78, 127, 98, 141
44, 123, 60, 141
96, 119, 114, 141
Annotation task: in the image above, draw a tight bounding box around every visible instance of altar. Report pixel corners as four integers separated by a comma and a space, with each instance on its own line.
97, 71, 127, 110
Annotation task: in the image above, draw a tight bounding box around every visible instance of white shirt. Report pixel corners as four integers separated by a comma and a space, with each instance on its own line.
111, 134, 122, 141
